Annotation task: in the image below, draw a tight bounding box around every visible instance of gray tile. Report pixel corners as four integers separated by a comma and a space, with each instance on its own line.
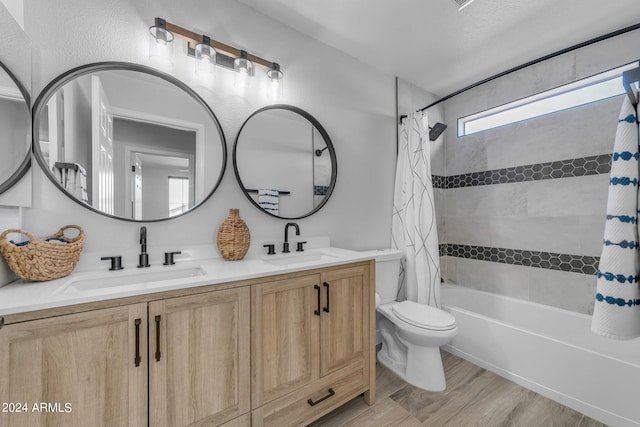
485, 122, 576, 172
434, 189, 447, 244
454, 257, 530, 300
489, 216, 581, 255
442, 256, 457, 284
444, 135, 489, 176
446, 216, 491, 246
452, 183, 528, 217
526, 174, 609, 217
579, 215, 606, 257
529, 268, 598, 314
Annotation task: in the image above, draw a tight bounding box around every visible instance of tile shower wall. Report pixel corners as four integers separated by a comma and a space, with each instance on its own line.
439, 28, 640, 314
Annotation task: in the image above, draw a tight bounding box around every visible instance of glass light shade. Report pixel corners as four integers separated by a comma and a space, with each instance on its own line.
234, 56, 254, 88
267, 67, 284, 99
149, 26, 174, 66
195, 43, 216, 77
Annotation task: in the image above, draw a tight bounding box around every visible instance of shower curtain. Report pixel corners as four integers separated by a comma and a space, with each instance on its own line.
591, 90, 640, 339
391, 111, 441, 307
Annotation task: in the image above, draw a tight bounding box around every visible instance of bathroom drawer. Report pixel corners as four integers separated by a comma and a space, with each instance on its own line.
252, 366, 366, 427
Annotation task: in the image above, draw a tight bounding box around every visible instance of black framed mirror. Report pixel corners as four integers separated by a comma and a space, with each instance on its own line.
233, 105, 337, 219
32, 62, 226, 221
0, 60, 31, 195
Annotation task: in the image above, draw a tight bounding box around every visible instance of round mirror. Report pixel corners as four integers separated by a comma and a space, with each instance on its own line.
32, 62, 226, 221
233, 105, 337, 219
0, 61, 30, 194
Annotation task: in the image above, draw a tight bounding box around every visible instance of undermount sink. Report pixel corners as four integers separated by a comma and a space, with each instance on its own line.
54, 265, 205, 295
262, 250, 339, 266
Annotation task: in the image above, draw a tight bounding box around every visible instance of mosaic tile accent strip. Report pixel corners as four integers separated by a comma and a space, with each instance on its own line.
442, 243, 599, 275
432, 175, 447, 189
432, 154, 611, 189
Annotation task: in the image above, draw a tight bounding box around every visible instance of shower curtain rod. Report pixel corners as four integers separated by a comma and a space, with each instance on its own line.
413, 21, 640, 113
623, 67, 640, 107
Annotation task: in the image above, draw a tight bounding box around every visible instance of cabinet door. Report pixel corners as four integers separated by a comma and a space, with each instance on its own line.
252, 274, 321, 407
149, 287, 250, 427
0, 303, 148, 427
320, 265, 370, 377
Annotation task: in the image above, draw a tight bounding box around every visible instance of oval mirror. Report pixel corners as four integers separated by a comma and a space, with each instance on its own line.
32, 62, 226, 221
233, 105, 337, 219
0, 61, 30, 194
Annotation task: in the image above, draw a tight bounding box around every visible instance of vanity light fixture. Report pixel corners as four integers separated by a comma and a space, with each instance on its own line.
148, 18, 174, 66
234, 50, 254, 88
195, 35, 216, 77
267, 62, 284, 97
148, 17, 283, 90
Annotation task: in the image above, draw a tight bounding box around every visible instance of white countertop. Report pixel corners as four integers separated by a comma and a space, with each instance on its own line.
0, 246, 377, 316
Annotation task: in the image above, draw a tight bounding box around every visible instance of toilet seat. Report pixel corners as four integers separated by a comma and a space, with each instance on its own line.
392, 300, 456, 331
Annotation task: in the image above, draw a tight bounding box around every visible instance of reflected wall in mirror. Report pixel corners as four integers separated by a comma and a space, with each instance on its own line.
0, 61, 30, 194
233, 105, 337, 219
32, 62, 226, 221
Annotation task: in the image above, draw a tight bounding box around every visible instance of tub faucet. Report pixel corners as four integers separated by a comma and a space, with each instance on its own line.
138, 226, 150, 268
283, 222, 300, 253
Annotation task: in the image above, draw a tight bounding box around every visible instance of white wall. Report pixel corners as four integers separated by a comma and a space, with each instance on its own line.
0, 2, 30, 285
16, 0, 396, 273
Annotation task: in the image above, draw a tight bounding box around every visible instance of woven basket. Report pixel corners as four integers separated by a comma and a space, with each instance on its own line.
217, 208, 250, 261
0, 225, 85, 281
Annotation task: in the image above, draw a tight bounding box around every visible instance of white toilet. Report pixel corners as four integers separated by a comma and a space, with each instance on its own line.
370, 249, 457, 392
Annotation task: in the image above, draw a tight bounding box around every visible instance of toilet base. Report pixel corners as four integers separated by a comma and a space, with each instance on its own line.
377, 342, 446, 392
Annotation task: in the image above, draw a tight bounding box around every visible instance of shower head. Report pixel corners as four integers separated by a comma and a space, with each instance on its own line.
429, 122, 447, 141
450, 0, 477, 11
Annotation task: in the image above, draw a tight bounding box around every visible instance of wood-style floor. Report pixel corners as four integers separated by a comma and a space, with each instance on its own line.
310, 351, 607, 427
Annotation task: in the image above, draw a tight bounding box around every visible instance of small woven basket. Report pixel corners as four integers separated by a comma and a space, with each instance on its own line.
0, 225, 85, 281
217, 208, 250, 261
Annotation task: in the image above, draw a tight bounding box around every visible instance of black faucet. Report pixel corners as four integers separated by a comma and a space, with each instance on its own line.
138, 226, 150, 268
283, 222, 300, 253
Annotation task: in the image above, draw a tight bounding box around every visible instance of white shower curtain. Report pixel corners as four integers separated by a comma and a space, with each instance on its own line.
591, 90, 640, 339
391, 111, 441, 307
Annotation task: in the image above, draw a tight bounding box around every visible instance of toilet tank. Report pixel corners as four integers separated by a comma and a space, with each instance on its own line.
361, 249, 403, 305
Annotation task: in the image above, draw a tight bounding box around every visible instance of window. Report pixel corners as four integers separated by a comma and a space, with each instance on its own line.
168, 176, 189, 217
458, 62, 639, 136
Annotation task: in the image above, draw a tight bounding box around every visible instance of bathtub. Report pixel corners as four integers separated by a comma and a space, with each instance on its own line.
441, 284, 640, 427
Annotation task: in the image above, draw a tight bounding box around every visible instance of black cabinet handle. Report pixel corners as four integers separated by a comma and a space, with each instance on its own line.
307, 388, 335, 406
314, 284, 321, 316
155, 315, 162, 362
323, 282, 330, 313
134, 318, 141, 367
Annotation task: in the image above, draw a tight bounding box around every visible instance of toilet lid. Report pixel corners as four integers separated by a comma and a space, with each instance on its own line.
392, 300, 457, 331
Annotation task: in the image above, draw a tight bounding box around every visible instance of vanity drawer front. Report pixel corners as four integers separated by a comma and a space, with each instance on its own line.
252, 366, 366, 427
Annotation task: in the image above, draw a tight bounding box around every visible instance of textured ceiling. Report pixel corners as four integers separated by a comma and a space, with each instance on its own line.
236, 0, 640, 97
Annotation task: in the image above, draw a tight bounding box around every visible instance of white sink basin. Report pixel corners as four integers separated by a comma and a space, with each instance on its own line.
54, 265, 205, 295
262, 250, 339, 266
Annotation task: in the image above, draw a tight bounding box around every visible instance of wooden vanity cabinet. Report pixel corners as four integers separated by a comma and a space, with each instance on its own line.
0, 260, 374, 427
0, 286, 250, 427
149, 287, 250, 427
251, 262, 374, 427
0, 303, 148, 427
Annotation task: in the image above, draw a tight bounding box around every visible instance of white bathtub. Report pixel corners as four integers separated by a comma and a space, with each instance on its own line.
441, 284, 640, 427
